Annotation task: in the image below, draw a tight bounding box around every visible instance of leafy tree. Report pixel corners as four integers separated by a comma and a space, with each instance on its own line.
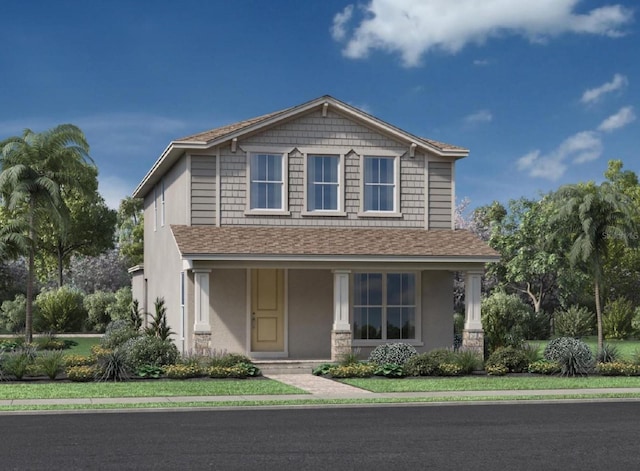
84, 290, 118, 332
487, 197, 569, 316
117, 196, 143, 267
481, 290, 533, 353
0, 124, 92, 342
552, 180, 640, 354
37, 164, 117, 287
35, 285, 87, 333
67, 249, 130, 293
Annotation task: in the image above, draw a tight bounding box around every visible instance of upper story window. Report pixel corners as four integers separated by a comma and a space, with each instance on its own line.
250, 153, 284, 210
153, 185, 158, 231
363, 156, 396, 212
308, 155, 339, 211
160, 179, 165, 227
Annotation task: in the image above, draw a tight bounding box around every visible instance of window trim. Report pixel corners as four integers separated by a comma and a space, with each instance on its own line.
243, 145, 291, 215
358, 151, 402, 218
160, 178, 165, 227
300, 147, 346, 216
153, 185, 158, 231
351, 271, 422, 346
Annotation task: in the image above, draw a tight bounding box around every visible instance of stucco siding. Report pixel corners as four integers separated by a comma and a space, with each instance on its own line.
210, 269, 247, 354
287, 269, 333, 359
421, 270, 454, 351
191, 155, 216, 225
218, 109, 427, 227
428, 161, 453, 229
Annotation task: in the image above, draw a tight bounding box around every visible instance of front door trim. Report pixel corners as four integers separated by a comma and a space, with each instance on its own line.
247, 268, 288, 358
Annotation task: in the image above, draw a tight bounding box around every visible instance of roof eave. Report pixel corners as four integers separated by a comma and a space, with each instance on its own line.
180, 253, 499, 264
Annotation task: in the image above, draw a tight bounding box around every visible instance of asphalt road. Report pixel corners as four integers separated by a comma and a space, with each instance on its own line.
2, 402, 639, 470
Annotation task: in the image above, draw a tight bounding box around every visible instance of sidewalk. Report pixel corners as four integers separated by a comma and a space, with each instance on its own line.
2, 374, 640, 410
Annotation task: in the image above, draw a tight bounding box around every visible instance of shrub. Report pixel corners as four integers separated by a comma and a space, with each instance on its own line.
0, 338, 24, 353
485, 346, 528, 373
84, 290, 117, 333
520, 310, 550, 341
632, 307, 640, 338
543, 337, 594, 376
553, 305, 594, 338
66, 365, 96, 382
631, 348, 640, 366
1, 347, 37, 380
603, 297, 634, 340
327, 363, 376, 378
454, 349, 482, 374
485, 364, 508, 376
338, 350, 361, 366
96, 349, 131, 382
404, 353, 438, 376
520, 343, 542, 365
35, 350, 66, 379
374, 363, 405, 378
597, 343, 620, 363
144, 298, 174, 340
481, 290, 532, 352
33, 333, 70, 351
368, 343, 417, 366
438, 363, 463, 376
312, 363, 335, 376
207, 352, 253, 368
91, 345, 113, 359
0, 294, 29, 333
596, 361, 639, 376
112, 287, 134, 322
121, 336, 179, 370
528, 359, 561, 375
136, 364, 164, 379
207, 363, 260, 379
165, 364, 202, 379
101, 319, 140, 349
35, 286, 86, 333
64, 354, 94, 368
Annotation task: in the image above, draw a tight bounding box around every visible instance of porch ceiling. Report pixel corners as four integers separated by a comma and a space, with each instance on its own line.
171, 225, 499, 263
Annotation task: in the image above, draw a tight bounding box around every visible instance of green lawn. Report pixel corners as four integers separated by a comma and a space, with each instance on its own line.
61, 336, 101, 356
0, 378, 306, 400
340, 375, 640, 393
529, 337, 640, 359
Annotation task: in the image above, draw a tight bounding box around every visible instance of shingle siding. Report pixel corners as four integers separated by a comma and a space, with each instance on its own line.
190, 155, 216, 225
428, 161, 453, 229
216, 109, 428, 228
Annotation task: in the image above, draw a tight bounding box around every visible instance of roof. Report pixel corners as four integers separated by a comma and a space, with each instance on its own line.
133, 95, 469, 198
171, 225, 499, 262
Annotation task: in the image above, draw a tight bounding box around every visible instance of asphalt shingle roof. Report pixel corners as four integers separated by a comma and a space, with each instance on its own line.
171, 225, 498, 259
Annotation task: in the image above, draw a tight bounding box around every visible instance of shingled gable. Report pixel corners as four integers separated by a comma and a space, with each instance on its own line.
133, 95, 468, 198
171, 225, 499, 262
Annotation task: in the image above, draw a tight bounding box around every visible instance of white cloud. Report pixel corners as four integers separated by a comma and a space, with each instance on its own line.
581, 74, 629, 104
597, 106, 636, 132
464, 110, 493, 125
473, 59, 490, 66
516, 130, 602, 180
98, 175, 134, 210
333, 0, 633, 66
331, 5, 354, 41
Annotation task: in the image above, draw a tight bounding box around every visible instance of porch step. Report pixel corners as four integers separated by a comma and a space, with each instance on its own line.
253, 360, 329, 375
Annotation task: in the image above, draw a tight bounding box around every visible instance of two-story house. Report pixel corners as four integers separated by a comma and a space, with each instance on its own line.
130, 95, 498, 361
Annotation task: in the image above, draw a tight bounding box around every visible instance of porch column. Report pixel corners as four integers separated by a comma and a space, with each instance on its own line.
193, 269, 212, 355
463, 270, 484, 356
331, 270, 351, 361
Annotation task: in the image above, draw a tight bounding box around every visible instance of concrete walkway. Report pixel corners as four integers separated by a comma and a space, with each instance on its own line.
1, 374, 640, 410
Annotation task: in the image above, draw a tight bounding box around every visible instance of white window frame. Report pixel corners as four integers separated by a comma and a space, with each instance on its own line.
358, 151, 402, 218
301, 147, 346, 216
243, 145, 291, 215
351, 271, 422, 346
153, 185, 158, 231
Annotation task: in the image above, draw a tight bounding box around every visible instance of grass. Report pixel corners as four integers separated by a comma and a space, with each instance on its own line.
1, 393, 640, 412
340, 376, 640, 393
60, 336, 101, 356
529, 337, 640, 360
0, 378, 306, 400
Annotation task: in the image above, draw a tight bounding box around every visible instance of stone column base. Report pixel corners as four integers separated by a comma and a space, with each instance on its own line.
194, 332, 212, 356
331, 330, 352, 361
462, 329, 484, 357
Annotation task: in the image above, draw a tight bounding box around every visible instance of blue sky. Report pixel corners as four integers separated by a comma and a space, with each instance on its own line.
1, 0, 638, 212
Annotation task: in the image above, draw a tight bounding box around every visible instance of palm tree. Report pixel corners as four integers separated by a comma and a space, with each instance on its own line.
552, 181, 640, 355
0, 124, 92, 342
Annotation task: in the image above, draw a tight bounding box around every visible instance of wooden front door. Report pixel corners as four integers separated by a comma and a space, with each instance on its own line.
251, 269, 285, 352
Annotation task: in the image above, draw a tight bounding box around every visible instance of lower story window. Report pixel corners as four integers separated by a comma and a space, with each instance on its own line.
353, 273, 416, 341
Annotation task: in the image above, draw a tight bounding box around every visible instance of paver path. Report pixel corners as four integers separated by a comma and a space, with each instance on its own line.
264, 374, 373, 396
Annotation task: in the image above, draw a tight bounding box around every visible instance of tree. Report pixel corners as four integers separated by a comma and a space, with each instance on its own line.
67, 249, 130, 293
0, 124, 92, 342
552, 180, 640, 355
117, 196, 143, 267
37, 164, 117, 287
